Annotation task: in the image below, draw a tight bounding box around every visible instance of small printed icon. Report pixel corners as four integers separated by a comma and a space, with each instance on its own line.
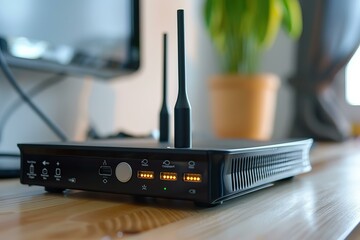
188, 189, 196, 194
68, 178, 76, 183
103, 160, 107, 165
188, 161, 195, 169
142, 185, 147, 191
42, 161, 50, 166
141, 159, 149, 166
55, 168, 61, 176
103, 179, 108, 184
42, 168, 48, 175
162, 160, 175, 169
29, 164, 35, 174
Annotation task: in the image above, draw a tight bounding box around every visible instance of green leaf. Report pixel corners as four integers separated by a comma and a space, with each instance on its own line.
203, 0, 302, 73
281, 0, 302, 38
253, 0, 270, 47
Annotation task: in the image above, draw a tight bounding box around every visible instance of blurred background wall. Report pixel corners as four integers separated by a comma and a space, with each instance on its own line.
0, 0, 306, 153
109, 0, 296, 140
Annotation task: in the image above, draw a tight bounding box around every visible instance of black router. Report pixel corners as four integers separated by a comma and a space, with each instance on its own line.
19, 10, 312, 206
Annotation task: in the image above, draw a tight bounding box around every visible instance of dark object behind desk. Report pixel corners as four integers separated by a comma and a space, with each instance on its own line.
290, 0, 360, 141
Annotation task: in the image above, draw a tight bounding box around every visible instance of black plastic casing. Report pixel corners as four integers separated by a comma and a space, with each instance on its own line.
19, 139, 312, 206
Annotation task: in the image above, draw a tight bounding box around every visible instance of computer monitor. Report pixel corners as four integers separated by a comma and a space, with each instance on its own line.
0, 0, 140, 79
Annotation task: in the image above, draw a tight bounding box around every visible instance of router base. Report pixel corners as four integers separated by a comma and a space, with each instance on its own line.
19, 138, 312, 206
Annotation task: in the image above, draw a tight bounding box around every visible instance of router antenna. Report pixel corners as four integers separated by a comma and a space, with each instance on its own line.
159, 33, 170, 142
174, 9, 192, 148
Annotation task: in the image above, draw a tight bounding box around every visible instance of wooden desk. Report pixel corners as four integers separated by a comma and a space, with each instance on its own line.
1, 141, 360, 239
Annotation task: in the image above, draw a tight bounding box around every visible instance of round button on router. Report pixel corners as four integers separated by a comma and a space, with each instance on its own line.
115, 162, 132, 183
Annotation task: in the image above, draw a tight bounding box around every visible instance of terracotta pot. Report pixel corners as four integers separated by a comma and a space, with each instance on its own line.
209, 74, 280, 140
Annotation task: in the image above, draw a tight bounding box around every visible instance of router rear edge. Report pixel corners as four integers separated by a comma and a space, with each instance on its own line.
19, 139, 312, 206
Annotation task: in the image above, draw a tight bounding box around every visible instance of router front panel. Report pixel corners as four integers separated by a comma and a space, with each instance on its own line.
20, 147, 211, 203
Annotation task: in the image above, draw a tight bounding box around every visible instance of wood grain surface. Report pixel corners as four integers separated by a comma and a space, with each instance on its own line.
0, 183, 198, 239
1, 141, 360, 239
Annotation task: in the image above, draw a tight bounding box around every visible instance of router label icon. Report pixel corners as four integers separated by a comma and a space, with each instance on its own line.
162, 160, 175, 169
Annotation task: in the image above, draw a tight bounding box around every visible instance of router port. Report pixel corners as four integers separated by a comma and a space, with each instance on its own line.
183, 173, 202, 183
99, 166, 112, 176
160, 172, 177, 181
137, 171, 154, 180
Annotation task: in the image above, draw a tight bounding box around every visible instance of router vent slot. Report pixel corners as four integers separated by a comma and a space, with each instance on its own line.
230, 151, 303, 191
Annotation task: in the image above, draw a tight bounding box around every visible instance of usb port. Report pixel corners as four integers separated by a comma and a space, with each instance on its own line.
160, 172, 177, 181
183, 173, 202, 183
99, 166, 112, 176
137, 171, 154, 179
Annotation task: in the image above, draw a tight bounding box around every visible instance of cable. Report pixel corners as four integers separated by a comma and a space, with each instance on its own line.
0, 48, 69, 141
0, 73, 66, 143
0, 153, 19, 158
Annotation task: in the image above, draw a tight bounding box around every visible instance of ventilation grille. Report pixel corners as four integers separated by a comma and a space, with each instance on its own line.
230, 150, 304, 192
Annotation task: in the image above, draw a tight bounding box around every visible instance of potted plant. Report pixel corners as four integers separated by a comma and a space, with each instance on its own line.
204, 0, 302, 140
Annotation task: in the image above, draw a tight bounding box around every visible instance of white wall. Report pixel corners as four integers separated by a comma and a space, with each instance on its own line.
0, 0, 297, 156
107, 0, 297, 140
184, 1, 297, 140
105, 0, 296, 140
0, 69, 91, 152
261, 32, 297, 139
0, 1, 189, 154
109, 0, 186, 136
108, 0, 358, 140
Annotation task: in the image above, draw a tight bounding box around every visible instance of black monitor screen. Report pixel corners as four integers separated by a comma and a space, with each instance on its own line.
0, 0, 140, 78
